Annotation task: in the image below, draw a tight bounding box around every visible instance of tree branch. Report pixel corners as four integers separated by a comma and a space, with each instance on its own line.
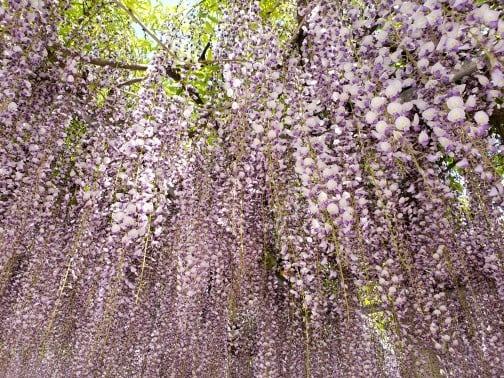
490, 107, 504, 139
108, 2, 205, 103
397, 58, 503, 139
88, 57, 148, 71
199, 42, 211, 62
400, 59, 480, 103
112, 0, 174, 57
83, 55, 202, 103
452, 60, 478, 83
117, 77, 146, 87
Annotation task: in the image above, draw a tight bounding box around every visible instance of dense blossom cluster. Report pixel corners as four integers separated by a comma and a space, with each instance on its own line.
0, 0, 503, 377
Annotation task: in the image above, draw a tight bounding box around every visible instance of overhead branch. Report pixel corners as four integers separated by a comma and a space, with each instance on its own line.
117, 77, 146, 87
109, 1, 204, 103
398, 59, 503, 139
490, 107, 504, 139
400, 59, 481, 103
112, 0, 174, 57
83, 55, 202, 103
186, 85, 204, 105
199, 42, 211, 62
86, 57, 185, 82
88, 57, 148, 71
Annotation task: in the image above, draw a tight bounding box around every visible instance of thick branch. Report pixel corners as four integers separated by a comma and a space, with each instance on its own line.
117, 77, 146, 87
199, 42, 211, 62
88, 57, 148, 71
490, 107, 504, 139
85, 56, 201, 103
86, 57, 185, 83
397, 59, 503, 138
400, 59, 480, 103
452, 60, 478, 83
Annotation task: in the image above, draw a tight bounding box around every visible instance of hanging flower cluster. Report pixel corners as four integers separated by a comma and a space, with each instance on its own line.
0, 0, 503, 377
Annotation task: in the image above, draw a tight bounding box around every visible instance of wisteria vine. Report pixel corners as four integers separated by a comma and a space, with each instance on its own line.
1, 0, 503, 377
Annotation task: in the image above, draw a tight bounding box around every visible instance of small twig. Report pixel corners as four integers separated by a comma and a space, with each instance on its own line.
443, 159, 460, 173
112, 0, 175, 58
199, 42, 211, 62
186, 86, 204, 105
64, 1, 107, 47
117, 77, 146, 87
184, 0, 208, 16
180, 58, 251, 70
